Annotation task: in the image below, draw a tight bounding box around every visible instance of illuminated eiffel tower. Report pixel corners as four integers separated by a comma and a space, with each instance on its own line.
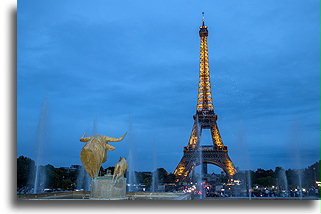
174, 13, 236, 182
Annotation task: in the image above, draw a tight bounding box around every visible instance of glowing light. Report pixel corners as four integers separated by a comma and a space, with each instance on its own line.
224, 160, 236, 176
211, 125, 224, 148
197, 36, 213, 111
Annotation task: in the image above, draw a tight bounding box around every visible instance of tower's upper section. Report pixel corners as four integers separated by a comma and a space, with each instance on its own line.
196, 12, 214, 113
199, 12, 208, 37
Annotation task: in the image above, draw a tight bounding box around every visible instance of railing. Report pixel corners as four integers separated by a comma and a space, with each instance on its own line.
184, 145, 228, 152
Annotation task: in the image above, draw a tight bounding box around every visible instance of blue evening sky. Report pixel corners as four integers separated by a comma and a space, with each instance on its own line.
17, 0, 319, 172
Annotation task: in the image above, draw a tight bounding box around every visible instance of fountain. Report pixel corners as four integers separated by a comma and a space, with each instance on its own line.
126, 119, 138, 192
76, 166, 91, 191
245, 170, 252, 199
127, 150, 137, 192
126, 114, 137, 192
236, 127, 252, 199
33, 99, 48, 194
277, 167, 289, 197
151, 169, 159, 192
289, 123, 303, 199
195, 115, 205, 199
151, 142, 159, 192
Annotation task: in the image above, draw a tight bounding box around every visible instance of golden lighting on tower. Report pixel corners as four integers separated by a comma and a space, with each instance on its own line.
174, 13, 237, 183
197, 35, 214, 112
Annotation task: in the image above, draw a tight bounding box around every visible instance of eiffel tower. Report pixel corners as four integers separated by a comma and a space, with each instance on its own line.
174, 13, 236, 183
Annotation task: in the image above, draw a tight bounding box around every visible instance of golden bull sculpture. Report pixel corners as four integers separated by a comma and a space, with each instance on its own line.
80, 133, 126, 178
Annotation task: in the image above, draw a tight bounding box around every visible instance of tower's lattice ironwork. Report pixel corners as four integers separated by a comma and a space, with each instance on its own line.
174, 13, 236, 182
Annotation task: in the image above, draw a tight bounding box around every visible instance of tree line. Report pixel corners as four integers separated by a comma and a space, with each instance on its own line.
17, 155, 319, 193
17, 156, 78, 192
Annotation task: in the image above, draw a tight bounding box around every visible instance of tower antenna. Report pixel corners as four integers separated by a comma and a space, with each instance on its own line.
202, 12, 205, 26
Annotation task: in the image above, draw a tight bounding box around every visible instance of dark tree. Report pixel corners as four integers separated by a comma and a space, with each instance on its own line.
164, 173, 176, 183
157, 168, 168, 184
17, 156, 36, 188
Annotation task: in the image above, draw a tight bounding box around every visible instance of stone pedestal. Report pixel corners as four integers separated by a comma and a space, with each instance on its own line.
90, 176, 127, 199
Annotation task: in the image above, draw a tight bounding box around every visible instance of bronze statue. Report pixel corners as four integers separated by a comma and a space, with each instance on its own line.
80, 133, 126, 178
113, 157, 128, 181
